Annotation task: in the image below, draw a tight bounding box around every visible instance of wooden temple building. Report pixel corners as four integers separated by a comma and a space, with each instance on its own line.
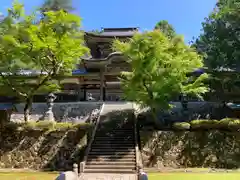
71, 27, 136, 101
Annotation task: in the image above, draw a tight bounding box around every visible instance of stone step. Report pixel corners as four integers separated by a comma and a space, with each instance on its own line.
96, 131, 134, 135
82, 173, 137, 180
87, 157, 136, 162
93, 140, 135, 145
95, 133, 134, 137
97, 129, 134, 132
88, 151, 136, 156
98, 124, 134, 127
92, 142, 135, 146
94, 137, 134, 141
94, 136, 135, 141
95, 133, 135, 138
97, 128, 134, 132
94, 136, 134, 140
88, 153, 136, 158
86, 161, 136, 165
97, 127, 134, 130
84, 168, 136, 174
91, 145, 135, 148
93, 140, 134, 144
95, 133, 134, 136
85, 164, 136, 169
90, 148, 135, 152
93, 141, 135, 145
94, 138, 134, 141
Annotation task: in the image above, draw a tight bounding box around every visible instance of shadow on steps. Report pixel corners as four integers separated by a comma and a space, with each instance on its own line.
85, 108, 137, 174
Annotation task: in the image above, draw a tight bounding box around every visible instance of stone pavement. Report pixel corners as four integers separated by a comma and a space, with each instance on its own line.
79, 173, 137, 180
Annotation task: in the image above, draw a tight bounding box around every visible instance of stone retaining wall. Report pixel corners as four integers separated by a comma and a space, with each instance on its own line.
10, 102, 103, 123
0, 126, 90, 171
140, 130, 240, 169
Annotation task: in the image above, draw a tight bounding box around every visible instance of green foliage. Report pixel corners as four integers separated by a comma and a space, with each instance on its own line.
190, 119, 219, 129
113, 30, 208, 114
172, 118, 240, 130
0, 1, 88, 121
41, 0, 74, 13
194, 0, 240, 69
5, 121, 90, 131
154, 20, 176, 39
172, 122, 190, 130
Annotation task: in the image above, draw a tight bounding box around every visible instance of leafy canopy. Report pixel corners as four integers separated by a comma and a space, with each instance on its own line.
194, 0, 240, 69
41, 0, 74, 13
0, 1, 88, 99
154, 20, 176, 39
113, 30, 208, 110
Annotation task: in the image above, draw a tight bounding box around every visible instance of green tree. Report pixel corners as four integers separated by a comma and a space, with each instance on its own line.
154, 20, 176, 39
113, 31, 208, 125
194, 0, 240, 69
41, 0, 74, 13
0, 2, 88, 122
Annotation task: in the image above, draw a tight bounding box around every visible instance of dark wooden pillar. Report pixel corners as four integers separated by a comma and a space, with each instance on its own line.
77, 83, 81, 101
103, 87, 106, 101
83, 85, 86, 101
100, 68, 104, 101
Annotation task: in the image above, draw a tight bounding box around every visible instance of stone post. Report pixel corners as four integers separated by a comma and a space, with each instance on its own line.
79, 162, 85, 173
181, 94, 188, 111
43, 93, 56, 121
73, 163, 78, 176
181, 94, 189, 121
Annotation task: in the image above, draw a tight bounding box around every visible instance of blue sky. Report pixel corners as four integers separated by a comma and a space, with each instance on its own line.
0, 0, 217, 42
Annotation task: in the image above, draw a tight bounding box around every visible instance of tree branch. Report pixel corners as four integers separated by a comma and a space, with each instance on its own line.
0, 72, 27, 97
143, 79, 154, 100
28, 69, 54, 96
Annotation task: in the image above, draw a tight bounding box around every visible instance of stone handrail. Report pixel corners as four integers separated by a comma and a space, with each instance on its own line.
132, 103, 143, 179
79, 103, 105, 174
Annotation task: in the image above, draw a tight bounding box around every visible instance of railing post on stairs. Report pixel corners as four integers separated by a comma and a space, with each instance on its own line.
79, 162, 85, 173
73, 163, 78, 176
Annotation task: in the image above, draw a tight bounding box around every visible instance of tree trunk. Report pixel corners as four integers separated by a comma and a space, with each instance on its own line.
151, 107, 161, 128
24, 97, 33, 122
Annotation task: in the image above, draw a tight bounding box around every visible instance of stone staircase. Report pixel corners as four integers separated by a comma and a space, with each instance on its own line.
83, 103, 137, 175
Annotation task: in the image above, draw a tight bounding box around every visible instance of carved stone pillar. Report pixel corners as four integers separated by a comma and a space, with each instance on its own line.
43, 93, 56, 121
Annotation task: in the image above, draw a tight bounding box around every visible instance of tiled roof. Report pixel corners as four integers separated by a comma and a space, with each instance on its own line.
86, 27, 139, 37
99, 31, 137, 37
1, 68, 87, 76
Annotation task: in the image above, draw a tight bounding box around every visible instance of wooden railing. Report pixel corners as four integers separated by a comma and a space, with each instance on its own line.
79, 103, 105, 175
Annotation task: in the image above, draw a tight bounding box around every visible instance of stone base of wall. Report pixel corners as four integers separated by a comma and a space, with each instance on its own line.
140, 130, 240, 169
10, 102, 103, 123
0, 126, 89, 171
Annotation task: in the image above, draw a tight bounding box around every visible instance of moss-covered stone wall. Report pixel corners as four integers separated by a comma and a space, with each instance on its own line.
140, 130, 240, 169
0, 123, 90, 171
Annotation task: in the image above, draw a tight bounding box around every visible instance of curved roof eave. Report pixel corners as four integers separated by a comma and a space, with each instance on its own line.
84, 32, 135, 38
81, 52, 124, 62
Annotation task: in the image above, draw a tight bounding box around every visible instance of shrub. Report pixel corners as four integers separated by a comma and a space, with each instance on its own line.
227, 119, 240, 130
188, 118, 240, 130
24, 121, 55, 130
173, 122, 190, 130
2, 121, 90, 132
215, 118, 238, 130
190, 119, 219, 129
